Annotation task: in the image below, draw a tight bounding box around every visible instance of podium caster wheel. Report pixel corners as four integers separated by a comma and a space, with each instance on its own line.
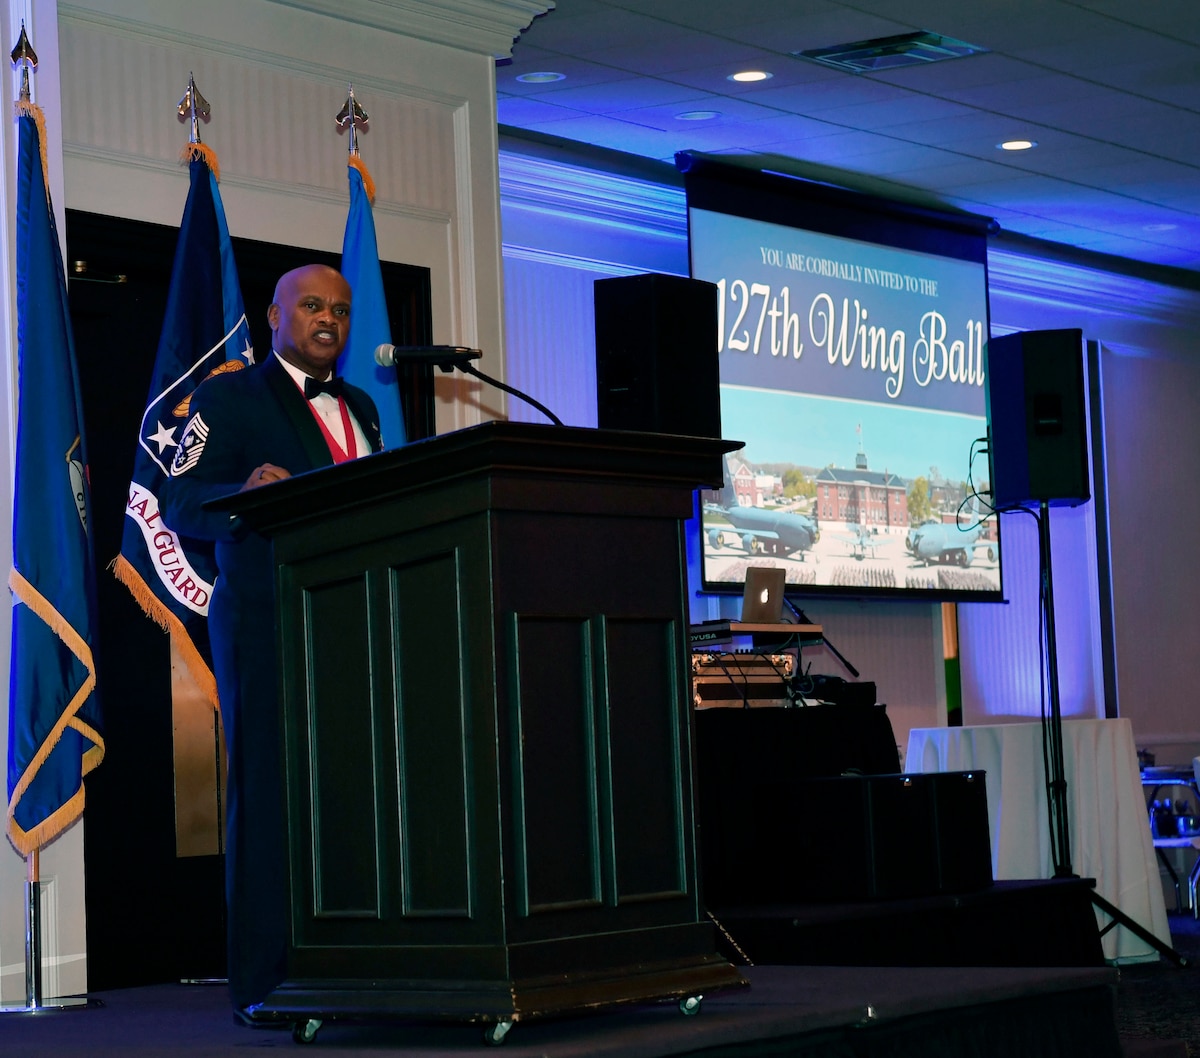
483, 1019, 513, 1045
292, 1018, 322, 1044
679, 995, 703, 1016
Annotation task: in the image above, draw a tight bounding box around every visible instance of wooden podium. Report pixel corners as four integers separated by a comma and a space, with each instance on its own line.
218, 421, 745, 1030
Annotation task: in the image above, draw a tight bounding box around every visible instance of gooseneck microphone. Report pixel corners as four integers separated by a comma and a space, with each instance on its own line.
374, 344, 482, 369
373, 344, 564, 427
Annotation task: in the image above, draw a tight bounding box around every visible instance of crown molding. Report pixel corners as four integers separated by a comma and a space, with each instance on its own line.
59, 4, 471, 109
263, 0, 553, 58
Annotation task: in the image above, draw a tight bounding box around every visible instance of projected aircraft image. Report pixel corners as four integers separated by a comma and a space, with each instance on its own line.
702, 499, 820, 560
833, 523, 888, 562
906, 515, 996, 568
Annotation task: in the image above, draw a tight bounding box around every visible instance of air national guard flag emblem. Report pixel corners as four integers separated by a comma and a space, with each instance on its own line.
112, 152, 251, 707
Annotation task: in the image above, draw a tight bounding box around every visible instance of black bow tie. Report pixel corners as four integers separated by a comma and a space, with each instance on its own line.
304, 375, 344, 400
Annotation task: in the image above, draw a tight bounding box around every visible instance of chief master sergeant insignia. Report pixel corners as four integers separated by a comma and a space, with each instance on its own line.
171, 412, 209, 476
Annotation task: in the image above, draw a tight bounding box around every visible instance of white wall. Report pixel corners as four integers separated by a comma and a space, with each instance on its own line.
1101, 349, 1200, 764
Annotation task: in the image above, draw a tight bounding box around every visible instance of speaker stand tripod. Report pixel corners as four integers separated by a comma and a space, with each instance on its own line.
1037, 501, 1187, 968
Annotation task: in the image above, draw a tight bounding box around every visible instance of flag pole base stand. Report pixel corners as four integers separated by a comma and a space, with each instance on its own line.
0, 996, 100, 1014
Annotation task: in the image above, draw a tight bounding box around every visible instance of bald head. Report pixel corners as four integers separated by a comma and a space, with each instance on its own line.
268, 264, 352, 379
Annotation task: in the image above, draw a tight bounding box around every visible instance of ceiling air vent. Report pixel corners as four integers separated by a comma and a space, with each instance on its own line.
794, 31, 987, 73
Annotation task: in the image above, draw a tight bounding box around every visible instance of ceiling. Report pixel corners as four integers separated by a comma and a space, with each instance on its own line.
498, 0, 1200, 281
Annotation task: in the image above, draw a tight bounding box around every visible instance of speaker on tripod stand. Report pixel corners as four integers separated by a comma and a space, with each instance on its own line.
985, 327, 1185, 965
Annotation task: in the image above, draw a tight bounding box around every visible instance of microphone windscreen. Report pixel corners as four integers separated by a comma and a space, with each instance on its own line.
374, 343, 395, 367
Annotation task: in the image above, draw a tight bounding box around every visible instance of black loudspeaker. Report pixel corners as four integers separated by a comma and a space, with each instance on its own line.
928, 771, 995, 894
755, 771, 993, 903
594, 273, 721, 437
695, 706, 902, 906
781, 774, 939, 901
986, 328, 1090, 508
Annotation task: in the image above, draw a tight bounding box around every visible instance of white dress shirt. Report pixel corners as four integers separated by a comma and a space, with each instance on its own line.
274, 351, 370, 459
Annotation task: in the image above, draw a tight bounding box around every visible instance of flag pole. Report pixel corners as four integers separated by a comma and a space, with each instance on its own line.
0, 22, 98, 1017
4, 847, 92, 1013
10, 24, 44, 1012
337, 84, 415, 444
10, 24, 45, 1015
24, 851, 41, 1008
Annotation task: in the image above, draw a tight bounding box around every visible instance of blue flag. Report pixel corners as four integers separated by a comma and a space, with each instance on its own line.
112, 149, 252, 705
340, 160, 405, 448
7, 107, 104, 855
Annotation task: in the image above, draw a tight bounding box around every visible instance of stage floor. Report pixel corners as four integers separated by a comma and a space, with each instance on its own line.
0, 963, 1122, 1058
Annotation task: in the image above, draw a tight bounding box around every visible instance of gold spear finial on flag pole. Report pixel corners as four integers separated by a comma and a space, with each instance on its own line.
336, 83, 375, 203
177, 72, 210, 145
336, 83, 369, 158
11, 22, 38, 104
11, 24, 48, 184
176, 73, 219, 177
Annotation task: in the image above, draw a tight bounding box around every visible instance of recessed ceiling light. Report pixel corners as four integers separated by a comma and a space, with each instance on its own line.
998, 139, 1037, 151
728, 70, 772, 83
676, 110, 721, 121
516, 71, 566, 84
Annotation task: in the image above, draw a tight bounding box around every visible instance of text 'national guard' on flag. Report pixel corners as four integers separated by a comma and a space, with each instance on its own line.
112, 140, 252, 706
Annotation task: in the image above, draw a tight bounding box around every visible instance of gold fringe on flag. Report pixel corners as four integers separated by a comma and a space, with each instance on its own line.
14, 99, 50, 204
180, 141, 220, 181
110, 554, 220, 710
349, 153, 376, 205
7, 567, 104, 856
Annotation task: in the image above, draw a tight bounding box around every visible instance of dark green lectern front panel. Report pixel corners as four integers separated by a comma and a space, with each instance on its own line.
280, 508, 700, 978
605, 618, 686, 900
230, 423, 743, 1020
302, 573, 381, 920
389, 550, 473, 920
506, 614, 687, 920
280, 525, 501, 981
507, 615, 602, 915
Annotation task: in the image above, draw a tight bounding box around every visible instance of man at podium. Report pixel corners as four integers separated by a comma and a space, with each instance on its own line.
161, 263, 384, 1016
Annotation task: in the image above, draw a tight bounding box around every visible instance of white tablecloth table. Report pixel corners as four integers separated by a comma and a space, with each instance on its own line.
907, 718, 1170, 962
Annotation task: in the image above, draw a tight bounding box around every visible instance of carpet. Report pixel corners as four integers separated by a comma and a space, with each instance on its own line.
1116, 912, 1200, 1055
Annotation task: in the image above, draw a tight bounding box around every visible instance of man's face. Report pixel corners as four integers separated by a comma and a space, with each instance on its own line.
268, 265, 352, 379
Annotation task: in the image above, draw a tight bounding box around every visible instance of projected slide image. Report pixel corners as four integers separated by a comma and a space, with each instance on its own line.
687, 196, 999, 598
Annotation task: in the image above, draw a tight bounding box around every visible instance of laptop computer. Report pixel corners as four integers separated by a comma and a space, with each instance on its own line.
740, 566, 786, 624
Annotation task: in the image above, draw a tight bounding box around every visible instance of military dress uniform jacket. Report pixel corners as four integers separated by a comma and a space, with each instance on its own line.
160, 353, 384, 1011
